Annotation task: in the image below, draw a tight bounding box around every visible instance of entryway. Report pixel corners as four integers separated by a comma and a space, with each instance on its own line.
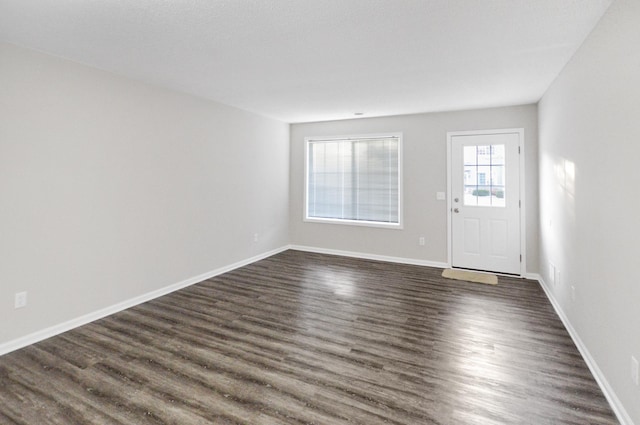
447, 129, 525, 275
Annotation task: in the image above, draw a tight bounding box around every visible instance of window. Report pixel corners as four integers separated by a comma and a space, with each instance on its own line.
305, 134, 402, 228
463, 144, 506, 207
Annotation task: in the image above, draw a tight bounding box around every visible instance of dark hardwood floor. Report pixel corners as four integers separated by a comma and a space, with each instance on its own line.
0, 250, 618, 424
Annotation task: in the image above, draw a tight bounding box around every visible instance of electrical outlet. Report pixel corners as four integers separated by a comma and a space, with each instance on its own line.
15, 291, 27, 309
419, 236, 425, 246
555, 269, 561, 287
253, 233, 259, 242
436, 192, 446, 201
571, 285, 576, 301
549, 263, 556, 286
632, 356, 639, 386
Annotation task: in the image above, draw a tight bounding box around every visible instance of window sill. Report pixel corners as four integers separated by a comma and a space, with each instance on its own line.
304, 217, 403, 229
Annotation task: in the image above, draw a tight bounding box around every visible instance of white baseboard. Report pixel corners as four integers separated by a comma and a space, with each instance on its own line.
525, 272, 542, 281
288, 244, 450, 269
535, 275, 634, 425
0, 245, 289, 357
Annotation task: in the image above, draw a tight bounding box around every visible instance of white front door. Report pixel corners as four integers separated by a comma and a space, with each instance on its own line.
449, 130, 522, 275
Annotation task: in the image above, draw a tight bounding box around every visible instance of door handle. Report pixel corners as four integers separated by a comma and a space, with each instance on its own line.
453, 208, 459, 213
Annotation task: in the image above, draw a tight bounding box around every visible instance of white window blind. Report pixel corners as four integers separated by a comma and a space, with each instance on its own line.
305, 134, 401, 227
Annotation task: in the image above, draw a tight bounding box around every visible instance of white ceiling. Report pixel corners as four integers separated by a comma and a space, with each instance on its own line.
0, 0, 612, 123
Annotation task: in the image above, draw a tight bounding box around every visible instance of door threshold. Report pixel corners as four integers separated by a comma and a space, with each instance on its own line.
451, 266, 521, 278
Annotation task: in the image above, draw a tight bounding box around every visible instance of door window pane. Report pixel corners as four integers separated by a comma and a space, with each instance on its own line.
462, 144, 506, 207
491, 145, 505, 165
477, 145, 491, 165
463, 146, 477, 165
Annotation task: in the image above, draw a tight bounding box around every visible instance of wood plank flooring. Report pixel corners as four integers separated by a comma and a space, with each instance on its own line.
0, 250, 618, 424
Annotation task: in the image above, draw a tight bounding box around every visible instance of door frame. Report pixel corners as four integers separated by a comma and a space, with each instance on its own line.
446, 128, 526, 276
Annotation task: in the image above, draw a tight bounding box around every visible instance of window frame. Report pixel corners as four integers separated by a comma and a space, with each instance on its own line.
303, 132, 403, 229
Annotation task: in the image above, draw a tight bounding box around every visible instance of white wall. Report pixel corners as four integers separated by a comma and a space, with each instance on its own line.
290, 105, 539, 273
538, 0, 640, 423
0, 42, 290, 346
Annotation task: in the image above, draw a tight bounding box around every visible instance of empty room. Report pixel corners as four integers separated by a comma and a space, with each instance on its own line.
1, 0, 638, 424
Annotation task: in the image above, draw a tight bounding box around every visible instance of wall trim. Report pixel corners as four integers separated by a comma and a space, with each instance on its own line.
534, 274, 634, 425
524, 272, 542, 281
0, 245, 289, 357
289, 244, 450, 269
